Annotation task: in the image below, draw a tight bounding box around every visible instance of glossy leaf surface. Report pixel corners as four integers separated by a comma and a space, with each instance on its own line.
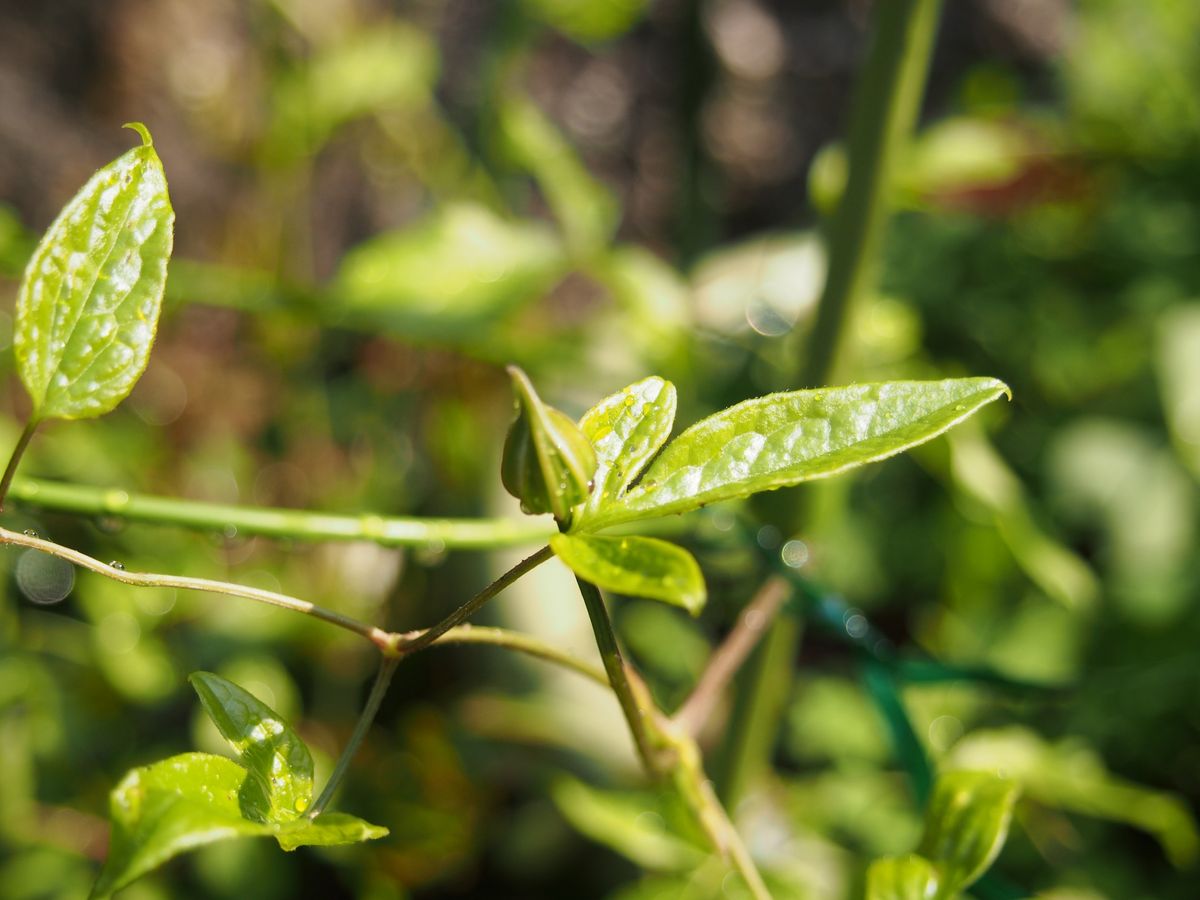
575, 376, 676, 524
550, 533, 706, 615
501, 366, 596, 522
91, 753, 387, 899
15, 124, 173, 422
866, 854, 940, 900
189, 672, 314, 822
585, 378, 1010, 529
918, 771, 1019, 895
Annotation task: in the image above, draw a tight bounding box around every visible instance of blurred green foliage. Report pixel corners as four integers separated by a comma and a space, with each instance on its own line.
0, 0, 1198, 897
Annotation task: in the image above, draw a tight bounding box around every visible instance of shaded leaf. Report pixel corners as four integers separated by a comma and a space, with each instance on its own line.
550, 533, 706, 615
502, 366, 597, 523
189, 672, 314, 822
866, 854, 941, 900
585, 379, 1011, 529
575, 376, 676, 523
15, 123, 173, 422
919, 771, 1019, 895
91, 753, 386, 899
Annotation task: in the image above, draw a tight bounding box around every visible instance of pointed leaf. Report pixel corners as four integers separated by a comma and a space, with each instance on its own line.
90, 753, 387, 899
501, 366, 597, 523
919, 771, 1019, 895
272, 812, 390, 851
16, 123, 173, 422
575, 376, 676, 524
585, 378, 1010, 529
189, 672, 314, 822
866, 854, 941, 900
90, 753, 274, 899
550, 533, 706, 615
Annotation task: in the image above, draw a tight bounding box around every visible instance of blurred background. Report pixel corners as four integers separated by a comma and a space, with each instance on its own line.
0, 0, 1198, 897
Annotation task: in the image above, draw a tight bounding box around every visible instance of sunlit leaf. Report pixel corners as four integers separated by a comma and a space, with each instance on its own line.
584, 379, 1011, 529
551, 533, 706, 615
575, 376, 676, 523
502, 366, 597, 523
918, 771, 1019, 894
189, 672, 314, 822
336, 204, 565, 339
15, 123, 173, 422
90, 753, 387, 899
520, 0, 649, 45
866, 854, 940, 900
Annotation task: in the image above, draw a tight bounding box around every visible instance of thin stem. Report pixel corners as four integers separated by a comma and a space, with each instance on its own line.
0, 526, 392, 650
418, 624, 609, 688
673, 575, 790, 738
393, 545, 554, 653
574, 576, 659, 774
307, 657, 399, 819
5, 477, 554, 549
723, 0, 944, 808
0, 419, 39, 512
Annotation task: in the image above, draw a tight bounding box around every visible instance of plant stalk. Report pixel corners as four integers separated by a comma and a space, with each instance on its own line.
393, 545, 554, 652
574, 576, 659, 773
0, 419, 39, 512
307, 657, 399, 818
721, 0, 945, 807
5, 476, 554, 549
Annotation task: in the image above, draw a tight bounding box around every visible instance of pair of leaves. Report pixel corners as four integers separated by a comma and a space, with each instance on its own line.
91, 673, 386, 899
518, 373, 1009, 616
866, 771, 1019, 900
15, 123, 173, 424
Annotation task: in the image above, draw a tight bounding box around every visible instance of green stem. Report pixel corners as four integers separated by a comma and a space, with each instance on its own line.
307, 657, 399, 819
0, 419, 39, 513
801, 0, 944, 387
0, 525, 393, 649
393, 545, 554, 652
422, 624, 610, 687
5, 477, 554, 549
574, 577, 658, 773
722, 0, 944, 807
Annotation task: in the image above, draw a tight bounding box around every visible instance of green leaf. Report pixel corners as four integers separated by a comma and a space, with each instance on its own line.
575, 376, 676, 524
866, 854, 941, 900
188, 672, 314, 822
91, 752, 274, 899
918, 771, 1019, 896
550, 533, 706, 615
15, 123, 174, 422
90, 753, 387, 899
335, 204, 565, 340
584, 378, 1011, 529
501, 366, 597, 523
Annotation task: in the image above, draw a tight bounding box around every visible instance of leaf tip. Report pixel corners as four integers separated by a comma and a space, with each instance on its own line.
122, 122, 154, 148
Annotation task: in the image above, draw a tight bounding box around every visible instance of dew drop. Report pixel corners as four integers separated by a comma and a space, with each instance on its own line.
295, 796, 309, 813
22, 529, 39, 538
109, 560, 126, 571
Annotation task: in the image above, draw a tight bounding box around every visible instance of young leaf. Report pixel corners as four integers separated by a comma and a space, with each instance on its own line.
866, 854, 941, 900
550, 533, 706, 615
583, 378, 1011, 529
575, 376, 676, 524
918, 771, 1019, 895
91, 752, 275, 899
189, 672, 314, 822
91, 753, 387, 899
501, 366, 597, 523
15, 123, 174, 423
